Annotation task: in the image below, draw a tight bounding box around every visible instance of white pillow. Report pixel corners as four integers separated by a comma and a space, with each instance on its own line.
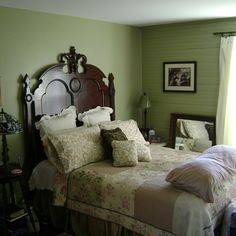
81, 109, 112, 126
137, 143, 152, 162
192, 138, 212, 152
78, 106, 113, 126
182, 120, 209, 140
77, 106, 102, 119
35, 106, 77, 138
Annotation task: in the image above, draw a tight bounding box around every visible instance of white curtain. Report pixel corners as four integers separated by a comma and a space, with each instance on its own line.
216, 36, 236, 146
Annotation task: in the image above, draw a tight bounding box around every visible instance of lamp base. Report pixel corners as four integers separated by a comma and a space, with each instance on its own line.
1, 134, 10, 173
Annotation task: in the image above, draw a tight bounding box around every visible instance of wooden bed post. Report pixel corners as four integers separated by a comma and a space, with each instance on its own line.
108, 73, 115, 120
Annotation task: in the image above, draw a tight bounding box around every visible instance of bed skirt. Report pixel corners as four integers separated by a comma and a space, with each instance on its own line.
32, 189, 143, 235
71, 210, 143, 236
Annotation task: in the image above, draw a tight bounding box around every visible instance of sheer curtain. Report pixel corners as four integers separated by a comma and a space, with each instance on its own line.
216, 36, 236, 146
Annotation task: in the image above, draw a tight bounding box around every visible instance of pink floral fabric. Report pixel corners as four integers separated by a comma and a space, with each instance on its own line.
52, 146, 236, 236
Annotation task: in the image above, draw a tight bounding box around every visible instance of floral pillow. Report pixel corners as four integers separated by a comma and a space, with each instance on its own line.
48, 125, 105, 174
99, 119, 146, 145
111, 140, 138, 167
101, 128, 128, 158
42, 126, 85, 173
42, 134, 65, 174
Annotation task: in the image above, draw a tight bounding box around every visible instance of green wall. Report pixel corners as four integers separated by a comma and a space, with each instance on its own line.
142, 18, 236, 143
1, 5, 236, 163
0, 7, 142, 163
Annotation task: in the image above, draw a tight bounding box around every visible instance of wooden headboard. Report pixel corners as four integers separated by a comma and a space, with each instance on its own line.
22, 46, 115, 175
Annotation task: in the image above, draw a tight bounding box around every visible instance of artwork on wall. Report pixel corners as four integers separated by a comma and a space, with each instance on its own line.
163, 61, 197, 92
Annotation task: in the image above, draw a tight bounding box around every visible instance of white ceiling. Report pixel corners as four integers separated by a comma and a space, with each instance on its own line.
1, 0, 236, 26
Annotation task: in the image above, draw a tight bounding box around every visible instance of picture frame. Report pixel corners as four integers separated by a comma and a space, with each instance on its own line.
163, 61, 197, 92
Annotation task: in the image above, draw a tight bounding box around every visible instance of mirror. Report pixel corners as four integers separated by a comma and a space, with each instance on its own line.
168, 113, 216, 152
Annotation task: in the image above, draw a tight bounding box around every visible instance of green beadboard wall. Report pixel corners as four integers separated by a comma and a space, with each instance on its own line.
142, 18, 236, 143
1, 5, 236, 163
0, 7, 142, 163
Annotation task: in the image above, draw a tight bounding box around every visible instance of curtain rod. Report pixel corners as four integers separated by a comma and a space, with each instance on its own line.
213, 31, 236, 36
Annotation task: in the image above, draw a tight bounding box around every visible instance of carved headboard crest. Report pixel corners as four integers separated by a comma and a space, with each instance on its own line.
59, 46, 87, 73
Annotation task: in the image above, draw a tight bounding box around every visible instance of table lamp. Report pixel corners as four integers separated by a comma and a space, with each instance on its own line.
139, 92, 151, 129
0, 109, 23, 172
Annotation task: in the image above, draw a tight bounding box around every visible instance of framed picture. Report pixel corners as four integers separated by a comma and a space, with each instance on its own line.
163, 61, 197, 92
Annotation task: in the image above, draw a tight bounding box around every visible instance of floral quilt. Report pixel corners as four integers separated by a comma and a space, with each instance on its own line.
53, 146, 236, 236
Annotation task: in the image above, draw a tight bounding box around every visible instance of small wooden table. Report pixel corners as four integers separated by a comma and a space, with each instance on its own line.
0, 165, 36, 235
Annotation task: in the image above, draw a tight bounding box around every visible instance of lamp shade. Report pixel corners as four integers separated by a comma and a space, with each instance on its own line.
0, 109, 23, 171
139, 93, 151, 109
0, 109, 23, 134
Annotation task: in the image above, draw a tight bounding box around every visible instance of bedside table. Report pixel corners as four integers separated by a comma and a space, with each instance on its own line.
0, 165, 36, 235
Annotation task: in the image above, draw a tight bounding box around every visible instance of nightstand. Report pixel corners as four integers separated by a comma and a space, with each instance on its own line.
0, 165, 36, 235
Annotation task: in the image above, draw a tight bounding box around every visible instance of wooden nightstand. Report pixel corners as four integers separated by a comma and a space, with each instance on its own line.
0, 165, 36, 235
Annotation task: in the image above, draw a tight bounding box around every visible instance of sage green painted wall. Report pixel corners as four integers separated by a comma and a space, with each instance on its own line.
0, 7, 142, 163
142, 18, 236, 143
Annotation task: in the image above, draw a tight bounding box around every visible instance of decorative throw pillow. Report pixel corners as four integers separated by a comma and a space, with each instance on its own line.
42, 135, 65, 174
78, 106, 113, 126
137, 143, 152, 162
35, 105, 77, 138
48, 125, 105, 174
101, 128, 128, 158
99, 119, 146, 145
111, 140, 138, 167
42, 126, 84, 173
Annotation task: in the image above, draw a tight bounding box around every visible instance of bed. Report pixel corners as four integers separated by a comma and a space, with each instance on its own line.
22, 47, 236, 236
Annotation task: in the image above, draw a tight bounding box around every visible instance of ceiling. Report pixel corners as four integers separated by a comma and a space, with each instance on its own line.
1, 0, 236, 26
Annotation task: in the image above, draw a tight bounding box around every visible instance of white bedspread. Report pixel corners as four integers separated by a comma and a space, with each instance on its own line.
29, 160, 57, 191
